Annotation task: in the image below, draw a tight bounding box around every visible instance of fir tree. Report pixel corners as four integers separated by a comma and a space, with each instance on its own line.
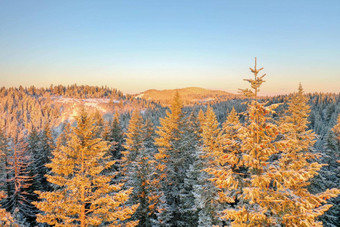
34, 109, 138, 226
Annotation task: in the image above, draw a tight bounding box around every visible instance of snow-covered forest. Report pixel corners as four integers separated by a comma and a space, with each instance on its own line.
0, 62, 339, 226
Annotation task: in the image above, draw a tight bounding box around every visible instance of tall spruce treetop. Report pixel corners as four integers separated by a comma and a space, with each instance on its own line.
34, 108, 138, 227
155, 91, 184, 171
220, 58, 283, 226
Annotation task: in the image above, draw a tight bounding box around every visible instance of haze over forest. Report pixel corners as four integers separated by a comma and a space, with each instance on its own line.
1, 1, 340, 95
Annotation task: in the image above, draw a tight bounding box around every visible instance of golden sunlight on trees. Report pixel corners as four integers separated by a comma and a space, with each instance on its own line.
0, 60, 338, 227
33, 108, 138, 227
206, 58, 340, 226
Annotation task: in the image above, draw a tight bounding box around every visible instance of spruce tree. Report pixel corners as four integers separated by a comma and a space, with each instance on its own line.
34, 109, 138, 226
270, 85, 340, 226
310, 112, 340, 226
206, 107, 244, 214
154, 92, 198, 226
193, 106, 223, 226
103, 112, 125, 163
26, 127, 43, 225
320, 114, 340, 226
121, 110, 158, 226
211, 58, 284, 225
93, 110, 105, 138
3, 131, 36, 224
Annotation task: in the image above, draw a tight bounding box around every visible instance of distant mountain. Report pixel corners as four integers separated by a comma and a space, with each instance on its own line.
135, 87, 242, 106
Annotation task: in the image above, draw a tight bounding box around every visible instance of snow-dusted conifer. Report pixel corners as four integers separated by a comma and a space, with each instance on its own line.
3, 131, 36, 223
194, 106, 223, 226
318, 114, 340, 226
269, 85, 340, 226
154, 92, 198, 226
34, 108, 138, 226
206, 107, 244, 219
121, 110, 159, 226
216, 58, 284, 225
103, 112, 125, 165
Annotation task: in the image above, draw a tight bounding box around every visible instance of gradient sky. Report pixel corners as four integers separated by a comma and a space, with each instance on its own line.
0, 0, 339, 95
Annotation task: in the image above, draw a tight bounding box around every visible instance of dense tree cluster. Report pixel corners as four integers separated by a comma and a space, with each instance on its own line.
0, 61, 339, 226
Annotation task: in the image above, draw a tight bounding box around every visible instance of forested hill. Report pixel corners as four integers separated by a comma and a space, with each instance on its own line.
135, 87, 243, 106
0, 85, 160, 137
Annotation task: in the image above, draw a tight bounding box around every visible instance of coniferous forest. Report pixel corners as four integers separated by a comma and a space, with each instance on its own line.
0, 60, 340, 227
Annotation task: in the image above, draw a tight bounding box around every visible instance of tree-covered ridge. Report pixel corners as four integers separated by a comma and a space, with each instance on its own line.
136, 87, 243, 106
0, 84, 160, 138
0, 84, 124, 99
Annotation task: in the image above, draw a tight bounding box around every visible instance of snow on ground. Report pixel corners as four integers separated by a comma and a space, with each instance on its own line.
192, 98, 215, 102
135, 94, 144, 98
53, 96, 119, 122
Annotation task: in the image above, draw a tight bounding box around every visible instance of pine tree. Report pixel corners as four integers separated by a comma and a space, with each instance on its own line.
154, 92, 198, 226
34, 109, 138, 226
269, 85, 340, 226
121, 111, 158, 226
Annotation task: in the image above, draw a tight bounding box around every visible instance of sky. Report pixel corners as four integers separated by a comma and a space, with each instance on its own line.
0, 0, 339, 95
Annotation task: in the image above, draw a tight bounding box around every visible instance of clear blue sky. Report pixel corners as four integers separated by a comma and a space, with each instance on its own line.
0, 0, 339, 95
